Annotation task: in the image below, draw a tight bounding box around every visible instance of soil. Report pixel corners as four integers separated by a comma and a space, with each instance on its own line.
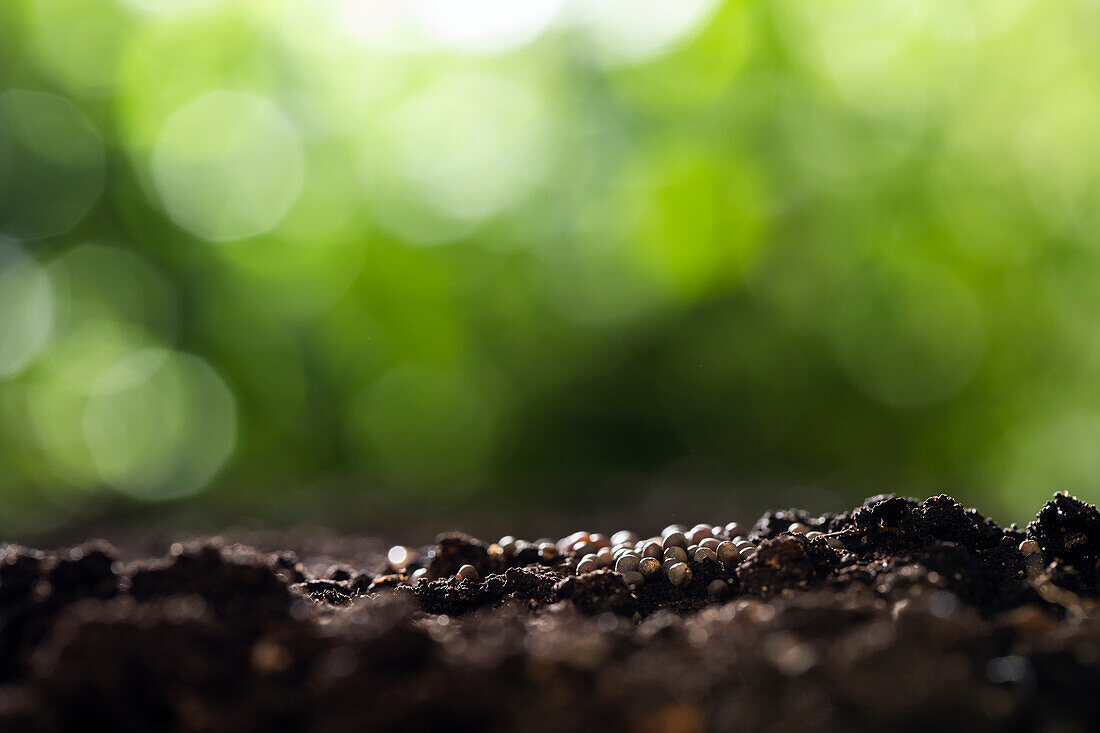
3, 492, 1100, 732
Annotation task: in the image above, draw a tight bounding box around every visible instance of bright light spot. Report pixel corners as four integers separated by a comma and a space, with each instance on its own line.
152, 91, 305, 241
83, 349, 237, 500
365, 72, 550, 243
410, 0, 564, 53
0, 90, 105, 239
579, 0, 722, 64
0, 243, 53, 379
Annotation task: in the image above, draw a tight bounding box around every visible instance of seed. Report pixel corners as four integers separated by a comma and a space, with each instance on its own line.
639, 557, 662, 578
689, 524, 713, 545
825, 536, 845, 550
498, 536, 517, 555
612, 530, 639, 546
716, 541, 738, 565
738, 546, 756, 560
456, 564, 479, 582
622, 571, 645, 588
589, 533, 611, 550
410, 568, 428, 585
733, 539, 753, 550
664, 546, 688, 563
538, 543, 559, 562
641, 541, 663, 559
700, 538, 721, 551
693, 546, 717, 563
576, 557, 598, 574
663, 532, 687, 550
667, 562, 692, 587
707, 579, 728, 598
572, 541, 596, 556
615, 554, 640, 573
788, 523, 810, 535
725, 522, 746, 539
662, 524, 686, 538
596, 547, 615, 568
686, 545, 699, 557
661, 558, 678, 573
805, 531, 823, 540
1019, 539, 1041, 556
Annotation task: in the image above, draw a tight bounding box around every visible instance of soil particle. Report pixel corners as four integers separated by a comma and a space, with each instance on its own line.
3, 493, 1100, 732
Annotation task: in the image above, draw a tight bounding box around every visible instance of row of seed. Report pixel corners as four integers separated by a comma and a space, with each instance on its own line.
401, 520, 846, 587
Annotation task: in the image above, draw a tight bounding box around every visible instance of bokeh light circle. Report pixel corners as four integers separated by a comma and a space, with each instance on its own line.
579, 0, 722, 64
83, 349, 237, 500
364, 72, 551, 243
0, 90, 105, 240
152, 91, 305, 241
410, 0, 564, 53
0, 243, 53, 379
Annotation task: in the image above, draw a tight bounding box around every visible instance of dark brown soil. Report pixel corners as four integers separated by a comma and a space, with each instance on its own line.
3, 493, 1100, 732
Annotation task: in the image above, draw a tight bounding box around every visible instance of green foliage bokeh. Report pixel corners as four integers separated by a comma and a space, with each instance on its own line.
1, 0, 1098, 529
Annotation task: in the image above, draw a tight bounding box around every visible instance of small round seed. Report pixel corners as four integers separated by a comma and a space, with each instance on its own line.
733, 539, 753, 550
663, 532, 687, 550
641, 541, 663, 559
611, 530, 639, 547
662, 524, 686, 538
615, 554, 640, 573
667, 562, 692, 587
700, 538, 721, 551
639, 557, 662, 578
707, 579, 728, 598
662, 558, 678, 572
572, 541, 596, 556
558, 531, 588, 552
693, 546, 717, 563
538, 543, 559, 562
589, 533, 611, 550
689, 524, 713, 545
788, 522, 810, 535
576, 556, 598, 574
825, 536, 845, 550
410, 568, 428, 585
686, 544, 699, 557
738, 546, 756, 560
716, 541, 738, 565
664, 546, 688, 563
596, 547, 615, 568
725, 522, 747, 539
498, 536, 517, 555
1019, 539, 1041, 556
622, 571, 645, 588
456, 564, 479, 582
805, 531, 823, 540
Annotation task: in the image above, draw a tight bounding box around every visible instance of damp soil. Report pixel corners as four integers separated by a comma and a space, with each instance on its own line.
3, 493, 1100, 732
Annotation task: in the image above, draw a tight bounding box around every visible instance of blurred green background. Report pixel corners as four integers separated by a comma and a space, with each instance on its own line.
1, 0, 1098, 535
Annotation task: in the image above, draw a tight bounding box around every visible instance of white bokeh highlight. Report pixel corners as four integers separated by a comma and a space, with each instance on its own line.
83, 349, 237, 500
152, 91, 305, 241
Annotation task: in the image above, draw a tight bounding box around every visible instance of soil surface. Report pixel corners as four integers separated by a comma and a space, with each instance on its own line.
3, 493, 1100, 732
